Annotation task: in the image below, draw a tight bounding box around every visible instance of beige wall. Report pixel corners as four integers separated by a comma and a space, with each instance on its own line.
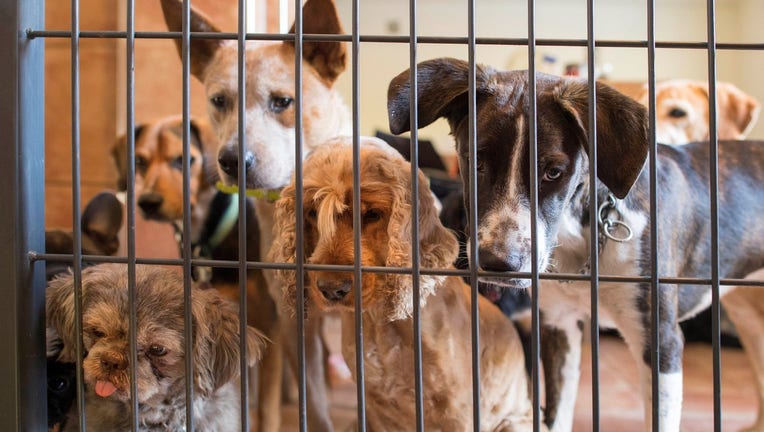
332, 0, 761, 158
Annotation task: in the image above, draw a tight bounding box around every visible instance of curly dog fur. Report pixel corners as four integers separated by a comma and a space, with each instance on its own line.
271, 141, 543, 431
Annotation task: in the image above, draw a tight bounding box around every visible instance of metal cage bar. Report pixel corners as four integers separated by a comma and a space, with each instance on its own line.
406, 1, 425, 430
292, 0, 308, 429
180, 0, 196, 430
25, 29, 764, 52
646, 0, 661, 429
69, 0, 88, 430
236, 0, 251, 430
585, 0, 601, 430
124, 0, 140, 429
0, 0, 46, 430
466, 0, 481, 430
705, 0, 723, 430
526, 0, 543, 430
350, 0, 368, 428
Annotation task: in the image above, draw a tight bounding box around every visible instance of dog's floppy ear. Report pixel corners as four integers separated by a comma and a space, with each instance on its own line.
384, 158, 455, 321
160, 0, 223, 80
112, 125, 144, 191
192, 289, 267, 396
553, 79, 649, 199
81, 192, 123, 256
716, 82, 761, 139
286, 0, 346, 84
46, 269, 95, 362
269, 183, 300, 314
387, 57, 491, 135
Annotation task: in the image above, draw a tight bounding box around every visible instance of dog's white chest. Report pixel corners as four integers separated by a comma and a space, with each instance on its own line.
548, 205, 648, 327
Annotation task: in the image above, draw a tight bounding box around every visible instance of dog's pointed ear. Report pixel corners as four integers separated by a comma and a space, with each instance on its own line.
81, 192, 123, 256
160, 0, 223, 80
112, 125, 144, 191
192, 289, 267, 396
286, 0, 346, 84
553, 79, 649, 199
716, 82, 761, 139
387, 57, 490, 135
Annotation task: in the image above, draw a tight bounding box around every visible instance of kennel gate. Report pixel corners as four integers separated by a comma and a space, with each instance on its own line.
3, 0, 764, 431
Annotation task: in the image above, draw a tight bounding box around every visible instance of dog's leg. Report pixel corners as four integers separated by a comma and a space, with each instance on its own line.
721, 268, 764, 432
616, 288, 684, 432
281, 315, 334, 431
247, 279, 283, 432
539, 297, 584, 432
256, 200, 333, 430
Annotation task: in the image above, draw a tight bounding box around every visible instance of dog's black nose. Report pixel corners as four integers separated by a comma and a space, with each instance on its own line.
316, 279, 352, 301
138, 193, 163, 216
218, 147, 255, 180
99, 353, 127, 372
478, 249, 524, 273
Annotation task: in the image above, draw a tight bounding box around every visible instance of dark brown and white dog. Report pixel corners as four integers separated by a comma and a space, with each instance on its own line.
387, 57, 764, 432
159, 0, 351, 429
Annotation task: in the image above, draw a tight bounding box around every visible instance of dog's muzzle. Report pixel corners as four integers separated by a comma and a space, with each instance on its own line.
138, 193, 164, 219
217, 146, 255, 184
316, 279, 351, 301
477, 247, 533, 289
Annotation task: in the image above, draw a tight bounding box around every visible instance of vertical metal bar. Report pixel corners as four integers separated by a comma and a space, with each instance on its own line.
526, 0, 541, 431
704, 1, 722, 430
293, 0, 308, 430
180, 0, 195, 430
585, 1, 600, 431
351, 0, 367, 427
70, 1, 88, 430
125, 0, 139, 429
236, 0, 250, 430
466, 0, 481, 430
646, 0, 660, 429
407, 1, 424, 430
1, 0, 46, 430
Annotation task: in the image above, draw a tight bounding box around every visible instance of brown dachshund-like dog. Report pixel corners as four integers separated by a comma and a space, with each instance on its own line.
271, 141, 542, 431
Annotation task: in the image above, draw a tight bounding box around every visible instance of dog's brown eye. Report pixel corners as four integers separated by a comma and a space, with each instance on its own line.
668, 108, 686, 118
135, 155, 147, 172
269, 95, 293, 113
210, 94, 229, 112
543, 168, 563, 182
307, 208, 317, 219
148, 345, 167, 357
363, 209, 383, 223
170, 155, 196, 170
92, 329, 105, 339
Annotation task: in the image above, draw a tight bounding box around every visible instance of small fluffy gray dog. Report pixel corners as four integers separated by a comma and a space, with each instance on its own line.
46, 264, 266, 431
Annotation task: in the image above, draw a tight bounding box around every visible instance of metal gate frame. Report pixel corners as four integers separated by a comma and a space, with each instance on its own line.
3, 0, 764, 431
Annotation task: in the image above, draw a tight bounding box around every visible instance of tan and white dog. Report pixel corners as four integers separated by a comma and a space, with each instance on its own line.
637, 79, 760, 145
160, 0, 351, 430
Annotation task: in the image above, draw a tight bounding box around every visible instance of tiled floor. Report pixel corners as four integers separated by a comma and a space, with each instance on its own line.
280, 335, 758, 431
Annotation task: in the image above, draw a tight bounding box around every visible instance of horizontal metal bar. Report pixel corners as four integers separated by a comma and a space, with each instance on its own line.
24, 30, 764, 51
30, 253, 764, 287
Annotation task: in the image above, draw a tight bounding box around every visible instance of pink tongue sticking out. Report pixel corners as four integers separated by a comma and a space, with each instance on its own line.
95, 380, 118, 398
